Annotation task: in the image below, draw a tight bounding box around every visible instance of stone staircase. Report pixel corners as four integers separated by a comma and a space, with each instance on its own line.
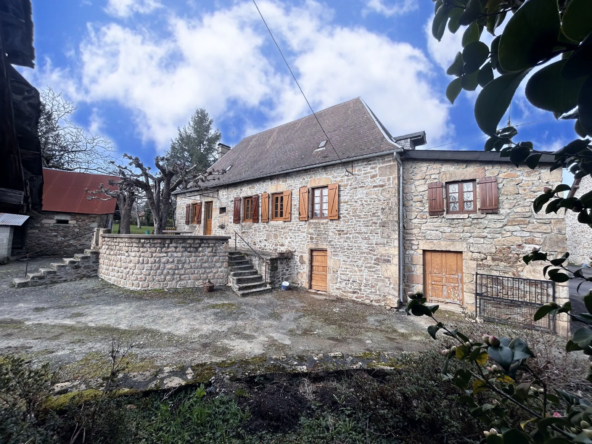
228, 251, 271, 297
12, 249, 100, 288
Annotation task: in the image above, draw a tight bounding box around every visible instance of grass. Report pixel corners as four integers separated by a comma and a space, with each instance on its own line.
111, 224, 154, 234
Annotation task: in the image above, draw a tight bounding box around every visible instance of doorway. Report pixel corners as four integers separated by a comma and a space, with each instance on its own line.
424, 251, 463, 305
311, 250, 328, 291
204, 202, 213, 235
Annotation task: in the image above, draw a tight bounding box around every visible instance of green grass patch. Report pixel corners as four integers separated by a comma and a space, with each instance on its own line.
112, 224, 154, 234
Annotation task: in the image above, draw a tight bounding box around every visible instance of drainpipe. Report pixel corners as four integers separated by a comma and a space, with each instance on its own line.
395, 152, 405, 309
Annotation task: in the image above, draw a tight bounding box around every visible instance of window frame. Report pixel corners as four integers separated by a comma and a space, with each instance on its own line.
243, 197, 253, 222
271, 193, 284, 221
191, 203, 199, 224
311, 186, 329, 219
446, 180, 477, 214
219, 207, 226, 215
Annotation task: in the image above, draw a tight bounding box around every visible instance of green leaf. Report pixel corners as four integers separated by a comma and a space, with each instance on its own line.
562, 0, 592, 43
478, 62, 494, 87
488, 345, 513, 369
578, 76, 592, 136
462, 22, 481, 47
581, 190, 592, 208
547, 269, 570, 282
448, 8, 463, 34
525, 59, 588, 114
534, 304, 555, 321
462, 70, 479, 91
427, 324, 440, 339
566, 339, 584, 352
410, 303, 433, 317
459, 0, 482, 26
456, 345, 469, 359
463, 41, 490, 73
486, 435, 504, 444
545, 198, 563, 214
432, 5, 451, 41
498, 0, 561, 72
447, 52, 464, 76
584, 293, 592, 313
502, 428, 532, 444
453, 368, 472, 389
509, 145, 531, 167
525, 153, 542, 169
473, 379, 489, 394
516, 382, 532, 400
576, 118, 588, 138
475, 70, 530, 137
554, 184, 572, 193
446, 77, 463, 104
562, 34, 592, 80
573, 326, 592, 348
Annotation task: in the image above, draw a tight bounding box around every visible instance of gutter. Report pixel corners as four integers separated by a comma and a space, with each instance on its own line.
395, 152, 405, 308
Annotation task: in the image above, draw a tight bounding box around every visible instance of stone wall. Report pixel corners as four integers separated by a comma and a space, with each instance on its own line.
403, 160, 570, 335
98, 235, 230, 290
176, 155, 401, 306
566, 175, 592, 265
26, 211, 111, 257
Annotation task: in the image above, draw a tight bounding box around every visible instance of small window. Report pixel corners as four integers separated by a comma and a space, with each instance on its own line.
55, 219, 69, 225
243, 197, 253, 222
219, 207, 226, 214
447, 181, 476, 214
272, 193, 284, 221
312, 187, 329, 218
191, 203, 199, 224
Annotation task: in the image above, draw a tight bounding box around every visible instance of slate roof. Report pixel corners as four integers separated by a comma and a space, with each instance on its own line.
177, 98, 419, 193
0, 213, 29, 226
42, 169, 119, 215
401, 150, 556, 163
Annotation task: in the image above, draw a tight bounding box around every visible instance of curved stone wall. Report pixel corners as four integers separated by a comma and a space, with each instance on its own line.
99, 235, 230, 290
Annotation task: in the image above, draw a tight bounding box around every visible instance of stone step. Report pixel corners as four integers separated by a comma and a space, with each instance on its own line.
228, 251, 245, 257
230, 270, 258, 278
237, 286, 272, 297
12, 278, 30, 288
62, 258, 79, 265
228, 258, 250, 266
51, 263, 68, 272
26, 272, 45, 281
229, 264, 254, 271
74, 254, 91, 261
233, 275, 263, 285
236, 281, 268, 291
39, 268, 57, 277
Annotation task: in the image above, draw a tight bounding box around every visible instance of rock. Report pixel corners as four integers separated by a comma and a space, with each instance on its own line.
163, 377, 185, 389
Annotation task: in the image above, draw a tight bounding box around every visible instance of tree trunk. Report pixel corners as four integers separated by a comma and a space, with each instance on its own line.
118, 194, 135, 234
135, 201, 141, 228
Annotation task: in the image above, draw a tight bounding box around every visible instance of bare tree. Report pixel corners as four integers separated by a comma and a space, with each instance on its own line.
113, 154, 222, 234
39, 88, 116, 173
86, 180, 139, 234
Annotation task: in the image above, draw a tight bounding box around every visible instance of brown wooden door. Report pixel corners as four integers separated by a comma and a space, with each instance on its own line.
311, 250, 328, 291
205, 202, 213, 235
424, 251, 463, 304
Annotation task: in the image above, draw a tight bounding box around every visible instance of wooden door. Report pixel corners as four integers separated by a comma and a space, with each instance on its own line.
424, 251, 463, 305
205, 202, 213, 235
311, 250, 328, 291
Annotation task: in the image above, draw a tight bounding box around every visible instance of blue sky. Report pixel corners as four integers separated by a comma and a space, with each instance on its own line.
21, 0, 576, 168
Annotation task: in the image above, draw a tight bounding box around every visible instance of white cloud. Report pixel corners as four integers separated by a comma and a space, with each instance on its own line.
105, 0, 162, 18
363, 0, 417, 17
32, 0, 453, 151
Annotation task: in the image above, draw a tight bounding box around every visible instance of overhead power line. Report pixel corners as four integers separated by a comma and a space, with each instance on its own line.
251, 0, 352, 175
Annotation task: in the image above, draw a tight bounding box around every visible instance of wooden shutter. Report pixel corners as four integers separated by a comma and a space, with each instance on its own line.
479, 177, 499, 213
195, 202, 203, 224
261, 193, 269, 223
252, 195, 259, 223
328, 183, 339, 220
233, 197, 241, 224
185, 204, 190, 224
283, 190, 292, 221
299, 187, 309, 221
428, 182, 444, 216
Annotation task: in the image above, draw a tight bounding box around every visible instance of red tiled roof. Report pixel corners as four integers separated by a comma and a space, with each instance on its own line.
42, 169, 119, 215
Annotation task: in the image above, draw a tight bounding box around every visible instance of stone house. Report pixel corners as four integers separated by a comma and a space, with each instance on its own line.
25, 168, 118, 257
174, 98, 568, 329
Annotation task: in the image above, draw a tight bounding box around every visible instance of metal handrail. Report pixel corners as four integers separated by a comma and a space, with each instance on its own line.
231, 229, 269, 284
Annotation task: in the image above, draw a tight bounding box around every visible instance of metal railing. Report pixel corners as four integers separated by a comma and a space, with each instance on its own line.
231, 229, 269, 284
475, 273, 556, 333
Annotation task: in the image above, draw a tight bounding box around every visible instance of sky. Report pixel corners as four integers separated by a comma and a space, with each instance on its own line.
20, 0, 577, 169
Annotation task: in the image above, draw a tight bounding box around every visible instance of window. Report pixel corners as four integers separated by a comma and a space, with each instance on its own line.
272, 193, 284, 221
312, 187, 329, 218
55, 219, 69, 225
447, 181, 476, 213
191, 203, 198, 224
243, 197, 253, 222
219, 207, 226, 214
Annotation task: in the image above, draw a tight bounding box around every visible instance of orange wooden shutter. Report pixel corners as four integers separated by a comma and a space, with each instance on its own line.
428, 182, 444, 216
252, 195, 259, 223
479, 177, 499, 213
185, 204, 190, 224
299, 187, 309, 221
261, 193, 269, 223
328, 183, 339, 220
233, 197, 241, 224
283, 190, 292, 221
195, 202, 203, 224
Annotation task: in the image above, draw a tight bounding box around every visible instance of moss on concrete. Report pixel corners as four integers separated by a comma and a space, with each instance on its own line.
207, 303, 238, 311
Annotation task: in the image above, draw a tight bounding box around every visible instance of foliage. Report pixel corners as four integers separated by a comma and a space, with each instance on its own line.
168, 108, 221, 172
39, 88, 116, 173
407, 290, 592, 443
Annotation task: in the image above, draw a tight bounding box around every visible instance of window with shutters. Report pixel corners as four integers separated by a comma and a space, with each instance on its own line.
243, 197, 253, 222
446, 181, 476, 214
271, 193, 284, 221
191, 203, 199, 224
312, 187, 329, 219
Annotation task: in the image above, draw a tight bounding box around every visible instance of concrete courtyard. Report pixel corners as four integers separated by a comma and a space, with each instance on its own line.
0, 258, 433, 373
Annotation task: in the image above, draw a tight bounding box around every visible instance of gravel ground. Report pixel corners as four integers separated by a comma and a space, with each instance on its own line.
0, 258, 434, 373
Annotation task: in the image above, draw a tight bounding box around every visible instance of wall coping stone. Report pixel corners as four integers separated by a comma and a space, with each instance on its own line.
101, 234, 231, 240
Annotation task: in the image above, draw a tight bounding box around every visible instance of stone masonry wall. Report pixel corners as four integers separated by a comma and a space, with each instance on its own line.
566, 175, 592, 265
26, 211, 111, 257
176, 155, 401, 306
98, 235, 230, 290
403, 160, 570, 335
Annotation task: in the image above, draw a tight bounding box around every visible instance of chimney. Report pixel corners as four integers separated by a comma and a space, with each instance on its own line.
217, 143, 231, 160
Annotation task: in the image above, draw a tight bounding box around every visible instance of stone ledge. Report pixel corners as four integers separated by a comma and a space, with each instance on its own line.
101, 234, 231, 240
